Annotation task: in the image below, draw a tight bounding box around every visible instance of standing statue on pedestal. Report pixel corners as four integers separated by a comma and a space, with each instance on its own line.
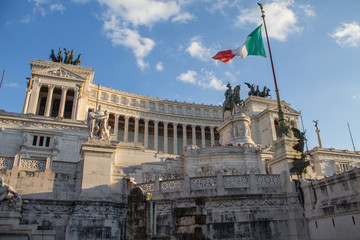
88, 105, 111, 141
222, 82, 244, 119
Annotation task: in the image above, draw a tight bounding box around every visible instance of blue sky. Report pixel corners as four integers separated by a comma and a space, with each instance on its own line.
0, 0, 360, 151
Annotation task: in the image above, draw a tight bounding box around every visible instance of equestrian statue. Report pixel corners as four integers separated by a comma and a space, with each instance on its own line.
222, 82, 244, 119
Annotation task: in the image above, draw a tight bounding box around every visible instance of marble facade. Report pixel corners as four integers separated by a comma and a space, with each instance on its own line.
0, 59, 360, 239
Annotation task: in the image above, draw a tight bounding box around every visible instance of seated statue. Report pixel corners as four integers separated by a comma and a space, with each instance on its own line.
0, 176, 22, 211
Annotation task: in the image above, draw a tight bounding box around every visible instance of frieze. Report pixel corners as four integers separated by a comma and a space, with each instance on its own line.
208, 198, 286, 208
73, 204, 126, 215
31, 60, 94, 78
82, 152, 113, 158
0, 118, 87, 132
52, 161, 77, 173
23, 202, 73, 214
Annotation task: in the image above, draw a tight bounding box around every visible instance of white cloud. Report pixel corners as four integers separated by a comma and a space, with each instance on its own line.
299, 4, 315, 17
156, 62, 164, 71
177, 70, 197, 84
186, 37, 213, 61
177, 70, 226, 91
171, 12, 194, 23
103, 14, 155, 71
235, 0, 302, 41
330, 22, 360, 47
98, 0, 182, 27
98, 0, 195, 69
4, 82, 19, 88
50, 3, 66, 13
20, 15, 32, 24
206, 0, 241, 14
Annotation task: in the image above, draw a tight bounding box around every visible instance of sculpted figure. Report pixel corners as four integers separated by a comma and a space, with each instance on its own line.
64, 48, 70, 64
245, 82, 256, 96
259, 86, 271, 98
73, 54, 81, 65
49, 49, 57, 62
292, 127, 306, 153
224, 82, 233, 102
254, 85, 260, 96
0, 177, 22, 211
222, 82, 244, 119
57, 48, 63, 63
68, 50, 74, 65
88, 105, 110, 141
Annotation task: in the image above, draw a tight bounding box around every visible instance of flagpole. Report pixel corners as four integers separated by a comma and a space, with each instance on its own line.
0, 68, 5, 90
347, 122, 356, 152
258, 3, 288, 136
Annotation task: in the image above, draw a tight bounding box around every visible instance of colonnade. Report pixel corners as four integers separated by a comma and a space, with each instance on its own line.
24, 81, 79, 120
108, 114, 219, 155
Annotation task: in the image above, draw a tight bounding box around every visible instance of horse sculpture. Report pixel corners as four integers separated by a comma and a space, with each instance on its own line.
222, 84, 244, 119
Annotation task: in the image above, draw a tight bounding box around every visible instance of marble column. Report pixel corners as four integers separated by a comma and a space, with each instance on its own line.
114, 114, 119, 140
144, 119, 149, 148
71, 85, 79, 120
192, 125, 196, 145
210, 127, 215, 146
27, 80, 42, 115
58, 86, 68, 118
201, 126, 206, 148
173, 123, 178, 155
182, 124, 187, 147
44, 85, 55, 117
134, 117, 139, 143
163, 122, 168, 154
154, 120, 159, 151
124, 116, 129, 142
22, 88, 31, 114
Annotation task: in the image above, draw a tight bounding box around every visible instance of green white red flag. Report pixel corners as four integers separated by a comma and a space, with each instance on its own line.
212, 24, 266, 63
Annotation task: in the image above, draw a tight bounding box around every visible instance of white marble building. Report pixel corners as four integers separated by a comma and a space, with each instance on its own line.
1, 59, 360, 239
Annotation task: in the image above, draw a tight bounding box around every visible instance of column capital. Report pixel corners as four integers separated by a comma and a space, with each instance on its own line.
173, 122, 178, 127
48, 84, 55, 90
114, 113, 120, 117
154, 120, 159, 124
163, 121, 168, 126
61, 86, 69, 92
144, 118, 150, 123
182, 123, 187, 127
124, 115, 130, 120
200, 125, 205, 130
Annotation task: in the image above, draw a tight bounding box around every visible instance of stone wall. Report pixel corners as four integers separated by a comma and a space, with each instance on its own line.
302, 167, 360, 240
127, 172, 306, 239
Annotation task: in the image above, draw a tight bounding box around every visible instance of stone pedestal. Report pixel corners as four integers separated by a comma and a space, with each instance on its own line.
217, 112, 254, 146
270, 135, 302, 176
80, 139, 117, 200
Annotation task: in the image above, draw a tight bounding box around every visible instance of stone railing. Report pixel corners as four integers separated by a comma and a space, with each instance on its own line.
0, 156, 77, 173
138, 172, 284, 195
0, 157, 14, 170
19, 158, 46, 171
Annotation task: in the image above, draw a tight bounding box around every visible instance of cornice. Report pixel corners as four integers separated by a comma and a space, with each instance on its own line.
0, 111, 87, 131
89, 84, 222, 109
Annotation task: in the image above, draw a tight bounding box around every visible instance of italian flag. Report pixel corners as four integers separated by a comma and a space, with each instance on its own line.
212, 24, 266, 63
